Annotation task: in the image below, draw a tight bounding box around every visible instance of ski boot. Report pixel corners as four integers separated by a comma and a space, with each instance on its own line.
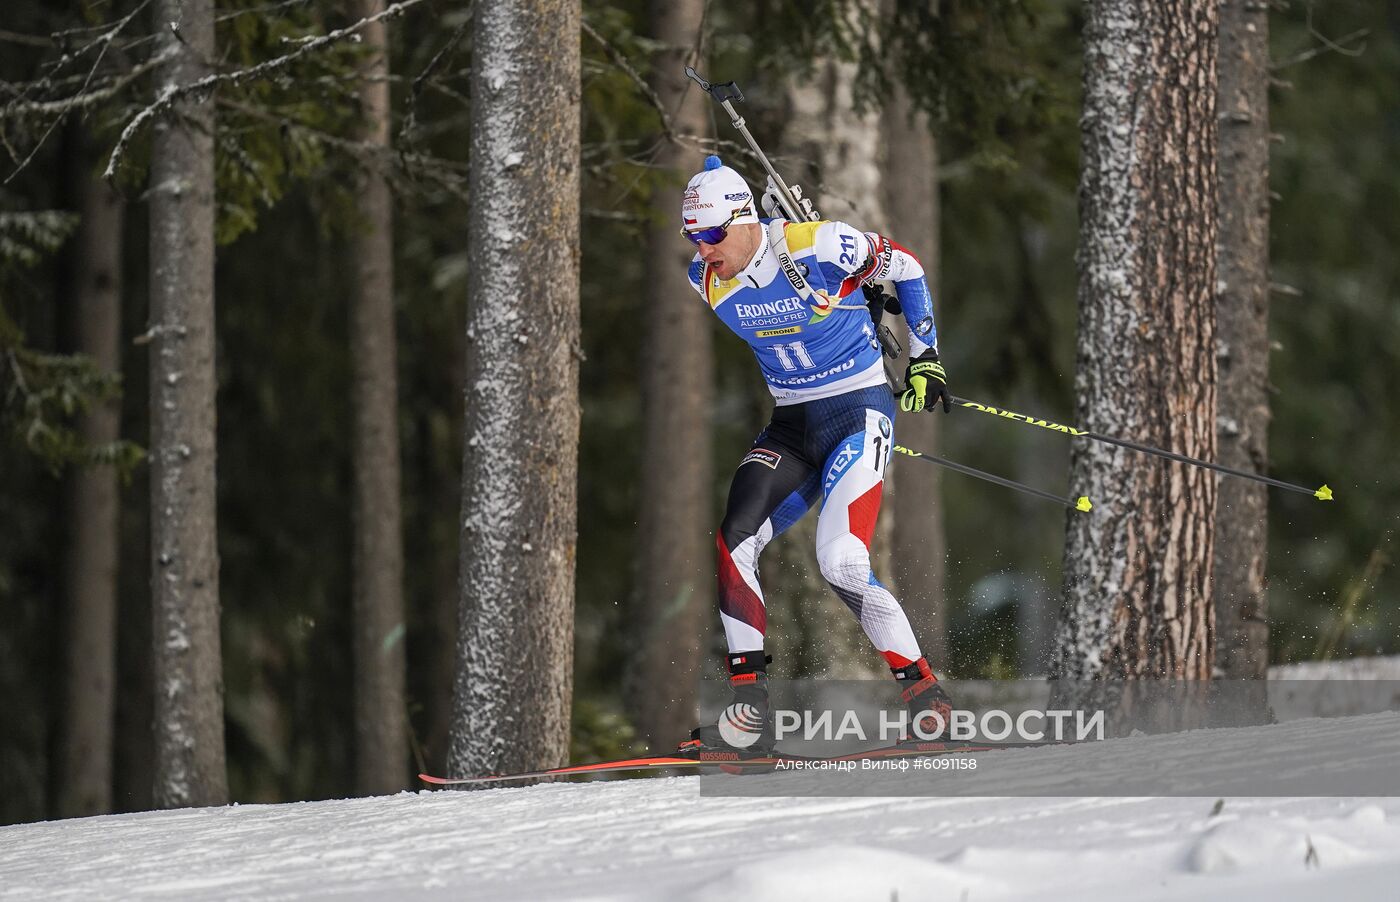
892, 657, 956, 750
676, 651, 777, 762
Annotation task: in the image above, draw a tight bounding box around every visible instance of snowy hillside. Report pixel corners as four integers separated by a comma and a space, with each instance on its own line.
3, 713, 1399, 901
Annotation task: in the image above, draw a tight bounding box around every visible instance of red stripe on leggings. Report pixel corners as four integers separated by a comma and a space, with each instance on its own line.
845, 481, 884, 550
716, 534, 767, 637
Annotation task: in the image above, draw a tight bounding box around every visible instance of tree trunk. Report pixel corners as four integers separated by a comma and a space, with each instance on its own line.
449, 0, 581, 777
883, 83, 949, 671
1056, 0, 1219, 682
424, 487, 458, 775
763, 27, 890, 680
418, 342, 464, 778
349, 0, 408, 796
57, 137, 124, 818
1214, 0, 1271, 680
627, 0, 714, 751
148, 0, 227, 807
116, 472, 153, 814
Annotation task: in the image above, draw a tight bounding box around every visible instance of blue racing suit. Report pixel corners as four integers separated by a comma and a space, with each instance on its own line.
688, 217, 938, 405
692, 217, 942, 670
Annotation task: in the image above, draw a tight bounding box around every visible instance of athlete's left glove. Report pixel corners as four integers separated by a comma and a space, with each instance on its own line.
901, 351, 952, 413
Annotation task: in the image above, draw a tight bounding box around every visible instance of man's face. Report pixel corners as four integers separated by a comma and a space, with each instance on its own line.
693, 222, 762, 281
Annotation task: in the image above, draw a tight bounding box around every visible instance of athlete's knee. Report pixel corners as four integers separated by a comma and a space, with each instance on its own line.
816, 535, 871, 587
717, 512, 754, 553
720, 525, 773, 581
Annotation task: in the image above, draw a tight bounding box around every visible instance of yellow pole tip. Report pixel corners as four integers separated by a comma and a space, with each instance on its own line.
1314, 484, 1333, 501
1075, 496, 1093, 512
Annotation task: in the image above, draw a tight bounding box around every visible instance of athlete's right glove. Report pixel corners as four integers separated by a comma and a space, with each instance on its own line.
901, 351, 952, 413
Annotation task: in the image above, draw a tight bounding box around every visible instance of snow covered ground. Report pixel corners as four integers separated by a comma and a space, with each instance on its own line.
3, 714, 1399, 901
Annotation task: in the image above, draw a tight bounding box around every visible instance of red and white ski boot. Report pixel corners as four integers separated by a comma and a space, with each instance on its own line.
892, 657, 956, 749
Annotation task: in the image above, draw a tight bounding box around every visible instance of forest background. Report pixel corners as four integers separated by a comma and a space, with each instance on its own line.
0, 0, 1395, 823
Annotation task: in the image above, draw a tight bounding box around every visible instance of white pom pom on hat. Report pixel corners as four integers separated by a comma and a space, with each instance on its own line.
681, 155, 758, 230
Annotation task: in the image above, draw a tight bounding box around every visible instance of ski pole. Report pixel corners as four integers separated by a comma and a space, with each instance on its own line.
946, 395, 1332, 501
879, 326, 1087, 510
893, 444, 1093, 513
684, 66, 816, 223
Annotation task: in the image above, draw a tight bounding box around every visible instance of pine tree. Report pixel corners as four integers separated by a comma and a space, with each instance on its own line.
763, 15, 892, 679
148, 0, 228, 807
449, 0, 582, 777
349, 0, 408, 795
1057, 0, 1219, 681
1214, 0, 1271, 680
628, 0, 714, 751
884, 82, 949, 672
57, 128, 125, 818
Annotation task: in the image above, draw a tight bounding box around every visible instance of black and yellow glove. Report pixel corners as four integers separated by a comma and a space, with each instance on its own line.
901, 351, 952, 413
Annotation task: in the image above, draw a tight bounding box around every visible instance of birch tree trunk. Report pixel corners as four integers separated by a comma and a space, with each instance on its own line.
57, 137, 124, 818
148, 0, 227, 807
1214, 0, 1271, 680
349, 0, 408, 795
1057, 0, 1219, 682
449, 0, 581, 777
763, 34, 889, 679
627, 0, 713, 751
884, 84, 949, 671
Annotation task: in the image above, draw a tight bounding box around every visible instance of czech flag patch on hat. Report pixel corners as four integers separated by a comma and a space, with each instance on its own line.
682, 155, 758, 230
